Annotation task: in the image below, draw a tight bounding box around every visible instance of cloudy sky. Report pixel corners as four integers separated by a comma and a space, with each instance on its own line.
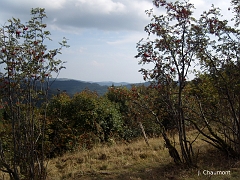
0, 0, 234, 83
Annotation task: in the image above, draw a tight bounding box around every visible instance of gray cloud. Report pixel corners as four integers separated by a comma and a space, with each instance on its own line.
49, 0, 154, 31
0, 0, 154, 32
0, 0, 233, 33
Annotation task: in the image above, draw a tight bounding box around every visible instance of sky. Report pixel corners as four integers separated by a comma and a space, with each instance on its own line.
0, 0, 235, 83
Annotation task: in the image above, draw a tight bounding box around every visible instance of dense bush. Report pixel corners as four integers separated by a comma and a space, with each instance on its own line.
45, 90, 124, 156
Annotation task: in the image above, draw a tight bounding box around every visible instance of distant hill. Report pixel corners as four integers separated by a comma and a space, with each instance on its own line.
92, 81, 129, 86
48, 78, 150, 96
49, 79, 109, 96
94, 81, 151, 88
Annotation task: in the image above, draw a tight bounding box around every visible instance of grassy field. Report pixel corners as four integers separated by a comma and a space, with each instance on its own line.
46, 130, 240, 180
1, 130, 240, 180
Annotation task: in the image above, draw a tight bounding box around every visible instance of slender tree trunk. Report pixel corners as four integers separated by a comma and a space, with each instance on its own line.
177, 81, 193, 167
138, 119, 149, 146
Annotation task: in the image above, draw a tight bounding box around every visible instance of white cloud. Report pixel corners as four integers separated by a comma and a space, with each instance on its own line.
128, 0, 154, 15
39, 0, 66, 9
75, 0, 126, 14
189, 0, 205, 7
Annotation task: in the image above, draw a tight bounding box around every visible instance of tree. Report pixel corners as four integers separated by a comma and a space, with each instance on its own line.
137, 0, 240, 163
231, 0, 240, 26
136, 0, 201, 166
0, 8, 69, 179
188, 2, 240, 157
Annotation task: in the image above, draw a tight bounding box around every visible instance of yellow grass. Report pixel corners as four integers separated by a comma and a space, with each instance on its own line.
46, 137, 169, 180
1, 130, 240, 180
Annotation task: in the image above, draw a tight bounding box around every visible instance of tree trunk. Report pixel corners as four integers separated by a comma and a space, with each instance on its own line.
138, 120, 150, 146
162, 131, 182, 164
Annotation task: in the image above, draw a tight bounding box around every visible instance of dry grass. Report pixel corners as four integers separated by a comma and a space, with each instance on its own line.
46, 137, 169, 180
1, 130, 240, 180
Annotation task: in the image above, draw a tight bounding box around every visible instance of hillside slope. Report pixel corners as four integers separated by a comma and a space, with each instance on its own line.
49, 79, 150, 96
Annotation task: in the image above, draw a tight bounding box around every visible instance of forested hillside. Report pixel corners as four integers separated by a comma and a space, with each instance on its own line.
49, 79, 109, 96
48, 79, 151, 96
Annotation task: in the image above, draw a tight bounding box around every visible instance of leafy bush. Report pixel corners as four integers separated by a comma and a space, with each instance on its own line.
45, 90, 124, 156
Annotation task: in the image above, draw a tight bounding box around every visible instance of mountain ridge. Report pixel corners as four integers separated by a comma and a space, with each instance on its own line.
49, 78, 149, 96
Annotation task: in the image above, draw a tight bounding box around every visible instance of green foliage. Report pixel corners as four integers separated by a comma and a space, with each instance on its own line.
47, 92, 71, 119
106, 86, 140, 140
71, 91, 123, 141
69, 90, 98, 131
95, 97, 123, 142
45, 90, 124, 156
106, 86, 130, 114
188, 65, 240, 157
44, 93, 74, 157
106, 85, 164, 141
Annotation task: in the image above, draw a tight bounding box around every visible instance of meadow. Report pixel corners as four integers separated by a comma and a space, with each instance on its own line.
15, 130, 239, 180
